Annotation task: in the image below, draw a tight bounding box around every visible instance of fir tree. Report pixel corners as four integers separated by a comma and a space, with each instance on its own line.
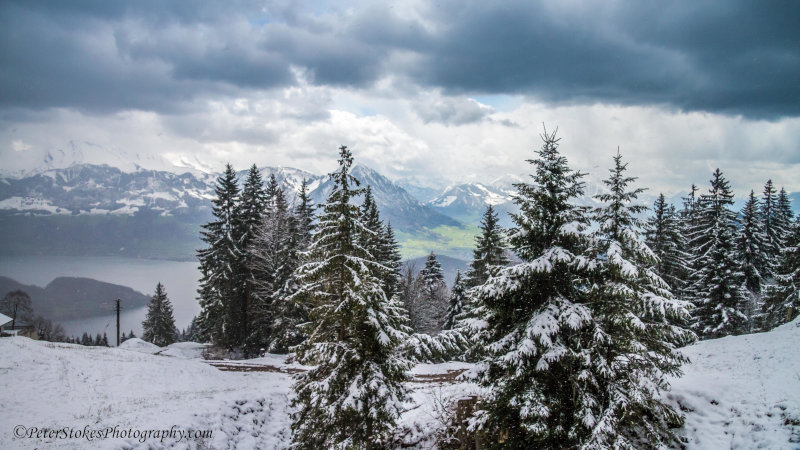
380, 223, 403, 298
182, 316, 202, 342
412, 252, 449, 334
294, 178, 316, 249
443, 271, 467, 331
679, 184, 701, 301
268, 189, 311, 354
101, 332, 109, 347
290, 146, 410, 449
688, 169, 748, 338
472, 128, 596, 446
142, 282, 178, 347
451, 205, 510, 361
248, 174, 297, 353
736, 191, 769, 332
584, 152, 692, 447
238, 164, 268, 354
761, 180, 780, 275
466, 205, 508, 288
359, 187, 403, 301
644, 193, 689, 294
197, 164, 243, 348
763, 214, 800, 329
775, 187, 794, 250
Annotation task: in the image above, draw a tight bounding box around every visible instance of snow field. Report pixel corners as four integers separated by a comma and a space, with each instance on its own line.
1, 319, 798, 449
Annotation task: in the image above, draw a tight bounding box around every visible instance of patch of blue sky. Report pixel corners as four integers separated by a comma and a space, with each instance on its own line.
470, 94, 522, 112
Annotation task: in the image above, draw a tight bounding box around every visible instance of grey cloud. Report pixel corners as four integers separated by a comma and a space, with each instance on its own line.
415, 96, 494, 126
1, 0, 798, 119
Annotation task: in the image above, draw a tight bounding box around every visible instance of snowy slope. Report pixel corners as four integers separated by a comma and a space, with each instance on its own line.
0, 338, 293, 449
1, 320, 798, 449
667, 318, 800, 449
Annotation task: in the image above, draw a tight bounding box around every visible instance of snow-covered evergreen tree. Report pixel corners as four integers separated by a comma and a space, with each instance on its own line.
197, 164, 243, 348
181, 316, 203, 342
760, 179, 780, 276
294, 178, 316, 249
679, 184, 701, 301
358, 187, 403, 302
736, 191, 769, 332
583, 152, 692, 448
763, 214, 800, 329
380, 223, 403, 298
248, 174, 298, 353
775, 187, 794, 250
443, 271, 467, 331
466, 205, 508, 288
688, 169, 748, 339
237, 164, 268, 354
644, 193, 689, 294
472, 128, 597, 446
142, 282, 178, 347
411, 252, 449, 334
290, 146, 410, 449
449, 204, 510, 361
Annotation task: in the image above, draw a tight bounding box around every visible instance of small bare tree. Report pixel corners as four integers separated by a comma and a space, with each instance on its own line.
1, 290, 33, 330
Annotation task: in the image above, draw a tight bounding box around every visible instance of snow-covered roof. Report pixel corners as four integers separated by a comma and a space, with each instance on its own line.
0, 313, 11, 328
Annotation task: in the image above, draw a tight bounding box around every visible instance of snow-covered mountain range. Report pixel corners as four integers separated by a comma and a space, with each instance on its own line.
0, 163, 455, 229
0, 161, 461, 258
427, 176, 520, 226
1, 153, 795, 259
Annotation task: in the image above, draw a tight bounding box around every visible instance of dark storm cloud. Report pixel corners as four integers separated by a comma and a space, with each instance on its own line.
1, 0, 797, 118
413, 0, 800, 118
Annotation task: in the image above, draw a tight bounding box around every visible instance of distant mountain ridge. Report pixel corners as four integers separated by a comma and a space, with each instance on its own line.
427, 179, 518, 227
0, 276, 151, 321
0, 162, 463, 259
1, 160, 795, 260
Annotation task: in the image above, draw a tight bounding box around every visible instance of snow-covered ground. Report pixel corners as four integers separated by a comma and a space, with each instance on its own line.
667, 318, 800, 449
0, 319, 798, 449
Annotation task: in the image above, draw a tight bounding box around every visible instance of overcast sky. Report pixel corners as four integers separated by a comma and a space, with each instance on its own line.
1, 0, 798, 196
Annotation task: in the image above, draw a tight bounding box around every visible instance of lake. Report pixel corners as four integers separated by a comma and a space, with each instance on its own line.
0, 256, 201, 342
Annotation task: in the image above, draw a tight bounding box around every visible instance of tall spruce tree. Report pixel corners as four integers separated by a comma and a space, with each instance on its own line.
688, 169, 748, 338
263, 178, 317, 353
763, 214, 800, 329
775, 187, 794, 251
142, 282, 178, 347
472, 128, 597, 446
452, 204, 510, 361
679, 184, 701, 301
294, 178, 316, 249
736, 191, 769, 332
248, 174, 295, 352
197, 164, 243, 348
238, 164, 268, 354
443, 271, 467, 331
359, 187, 402, 300
644, 194, 689, 294
585, 152, 692, 447
466, 205, 509, 288
380, 223, 403, 298
412, 252, 449, 334
290, 146, 410, 449
761, 180, 780, 275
